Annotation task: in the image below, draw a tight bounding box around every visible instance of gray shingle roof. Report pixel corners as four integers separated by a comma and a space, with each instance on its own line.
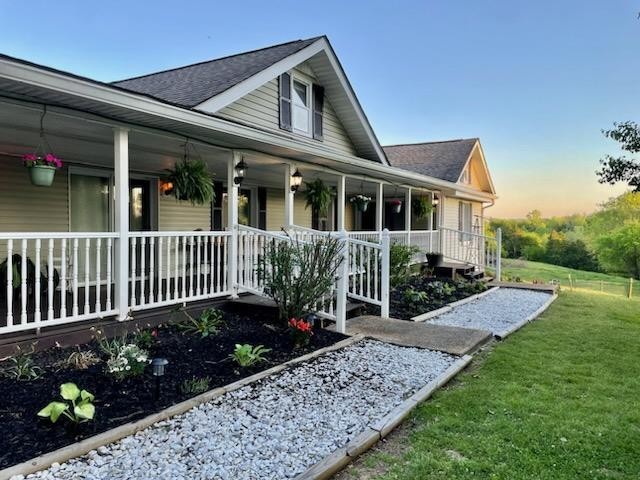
383, 138, 478, 183
112, 37, 321, 107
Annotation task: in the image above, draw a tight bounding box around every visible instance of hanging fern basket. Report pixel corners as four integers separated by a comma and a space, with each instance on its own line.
304, 179, 334, 217
164, 158, 214, 206
412, 197, 434, 219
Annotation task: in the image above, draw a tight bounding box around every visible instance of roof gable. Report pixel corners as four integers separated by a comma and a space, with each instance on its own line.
383, 138, 496, 194
113, 37, 387, 164
112, 38, 319, 107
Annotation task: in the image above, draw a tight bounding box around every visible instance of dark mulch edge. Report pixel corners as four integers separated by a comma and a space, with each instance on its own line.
0, 303, 346, 470
365, 276, 488, 320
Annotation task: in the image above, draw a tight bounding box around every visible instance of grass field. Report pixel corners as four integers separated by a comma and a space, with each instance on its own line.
502, 259, 634, 297
337, 290, 640, 480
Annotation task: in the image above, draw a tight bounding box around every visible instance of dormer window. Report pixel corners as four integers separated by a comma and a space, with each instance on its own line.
292, 78, 311, 135
279, 72, 324, 140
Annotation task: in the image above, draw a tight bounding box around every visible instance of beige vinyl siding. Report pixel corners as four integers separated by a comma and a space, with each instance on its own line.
442, 197, 483, 232
265, 188, 312, 231
0, 157, 69, 233
158, 194, 211, 231
217, 64, 358, 156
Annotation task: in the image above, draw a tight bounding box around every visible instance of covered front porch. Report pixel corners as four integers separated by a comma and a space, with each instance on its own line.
0, 97, 500, 338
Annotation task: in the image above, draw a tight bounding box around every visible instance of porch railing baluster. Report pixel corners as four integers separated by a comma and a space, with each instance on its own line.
48, 239, 55, 320
95, 238, 101, 314
34, 239, 41, 324
6, 239, 13, 327
84, 238, 91, 314
61, 239, 67, 317
20, 239, 27, 325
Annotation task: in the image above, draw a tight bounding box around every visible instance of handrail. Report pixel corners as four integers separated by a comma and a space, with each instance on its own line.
0, 232, 119, 239
439, 226, 495, 242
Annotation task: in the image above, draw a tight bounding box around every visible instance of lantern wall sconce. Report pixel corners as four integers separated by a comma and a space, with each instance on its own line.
290, 168, 303, 193
160, 180, 174, 196
234, 158, 248, 185
432, 194, 440, 206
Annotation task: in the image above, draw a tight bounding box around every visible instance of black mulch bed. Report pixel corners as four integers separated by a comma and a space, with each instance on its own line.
0, 304, 346, 470
366, 276, 488, 320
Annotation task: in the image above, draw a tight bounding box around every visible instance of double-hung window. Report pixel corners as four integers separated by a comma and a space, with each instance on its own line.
291, 78, 311, 135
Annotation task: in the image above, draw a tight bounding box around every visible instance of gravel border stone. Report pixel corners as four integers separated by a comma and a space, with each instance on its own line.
427, 287, 554, 335
12, 339, 458, 480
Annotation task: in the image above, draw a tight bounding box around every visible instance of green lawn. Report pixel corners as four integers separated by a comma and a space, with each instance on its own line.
341, 290, 640, 480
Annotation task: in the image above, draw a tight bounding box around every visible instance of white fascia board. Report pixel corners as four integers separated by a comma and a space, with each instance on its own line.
193, 37, 389, 166
0, 56, 470, 194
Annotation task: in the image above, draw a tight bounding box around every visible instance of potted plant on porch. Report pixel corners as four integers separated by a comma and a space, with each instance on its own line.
389, 198, 403, 214
22, 153, 63, 187
304, 179, 334, 218
412, 196, 433, 219
349, 194, 372, 212
164, 158, 215, 206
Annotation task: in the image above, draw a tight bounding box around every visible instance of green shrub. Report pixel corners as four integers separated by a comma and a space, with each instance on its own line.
180, 377, 211, 395
230, 344, 270, 367
179, 308, 224, 338
1, 352, 42, 381
259, 234, 344, 321
390, 244, 420, 287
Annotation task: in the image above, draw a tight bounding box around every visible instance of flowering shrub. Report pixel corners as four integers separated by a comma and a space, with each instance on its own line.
288, 318, 313, 347
106, 344, 149, 380
22, 153, 63, 169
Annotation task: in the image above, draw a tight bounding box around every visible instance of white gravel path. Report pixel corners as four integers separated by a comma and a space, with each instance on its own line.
428, 287, 553, 335
21, 340, 456, 480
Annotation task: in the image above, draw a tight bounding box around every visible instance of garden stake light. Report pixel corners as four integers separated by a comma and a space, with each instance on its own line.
151, 357, 169, 400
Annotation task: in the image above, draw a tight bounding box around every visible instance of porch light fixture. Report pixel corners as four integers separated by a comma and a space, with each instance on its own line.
160, 180, 174, 196
432, 195, 440, 206
234, 158, 248, 185
151, 357, 169, 400
290, 168, 303, 193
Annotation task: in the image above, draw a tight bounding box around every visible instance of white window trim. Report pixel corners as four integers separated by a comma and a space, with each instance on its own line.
291, 75, 312, 138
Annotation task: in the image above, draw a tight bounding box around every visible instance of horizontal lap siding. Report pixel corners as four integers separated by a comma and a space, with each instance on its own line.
265, 188, 312, 231
0, 157, 69, 233
158, 195, 211, 231
217, 64, 357, 156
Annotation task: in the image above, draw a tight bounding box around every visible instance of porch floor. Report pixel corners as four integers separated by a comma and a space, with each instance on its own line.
334, 315, 492, 355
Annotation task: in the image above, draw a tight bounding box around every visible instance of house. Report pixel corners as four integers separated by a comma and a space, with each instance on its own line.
0, 36, 500, 337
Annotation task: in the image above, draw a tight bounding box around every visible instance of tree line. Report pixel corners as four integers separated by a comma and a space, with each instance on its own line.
488, 192, 640, 278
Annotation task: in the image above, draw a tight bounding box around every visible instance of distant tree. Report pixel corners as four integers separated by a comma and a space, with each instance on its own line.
597, 222, 640, 278
598, 121, 640, 190
544, 231, 600, 272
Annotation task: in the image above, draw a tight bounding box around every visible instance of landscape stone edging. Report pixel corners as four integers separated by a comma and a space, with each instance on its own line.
494, 293, 558, 340
293, 354, 473, 480
0, 334, 366, 480
411, 286, 500, 322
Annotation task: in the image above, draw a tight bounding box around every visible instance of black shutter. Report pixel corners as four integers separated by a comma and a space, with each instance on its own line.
279, 73, 292, 131
312, 84, 324, 141
258, 187, 267, 230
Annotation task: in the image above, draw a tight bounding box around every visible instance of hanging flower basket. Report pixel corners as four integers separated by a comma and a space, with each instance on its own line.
22, 153, 63, 187
412, 196, 434, 219
349, 194, 372, 212
389, 199, 403, 214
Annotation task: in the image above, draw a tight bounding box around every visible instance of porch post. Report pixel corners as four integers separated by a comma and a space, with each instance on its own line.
228, 152, 240, 297
375, 182, 384, 235
336, 175, 346, 231
284, 164, 294, 227
113, 127, 130, 321
380, 228, 390, 318
405, 187, 412, 244
334, 229, 349, 333
495, 227, 502, 282
427, 192, 434, 231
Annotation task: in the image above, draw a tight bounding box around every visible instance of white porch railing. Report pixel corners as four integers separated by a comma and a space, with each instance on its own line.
1, 232, 118, 334
128, 231, 232, 312
439, 226, 501, 275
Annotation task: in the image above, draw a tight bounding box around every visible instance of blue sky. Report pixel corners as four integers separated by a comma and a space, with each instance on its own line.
1, 0, 637, 217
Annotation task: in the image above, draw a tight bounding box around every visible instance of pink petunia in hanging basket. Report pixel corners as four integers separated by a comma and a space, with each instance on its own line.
22, 153, 63, 187
389, 198, 403, 213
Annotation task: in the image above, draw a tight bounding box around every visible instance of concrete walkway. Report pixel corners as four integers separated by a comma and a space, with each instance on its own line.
338, 315, 492, 355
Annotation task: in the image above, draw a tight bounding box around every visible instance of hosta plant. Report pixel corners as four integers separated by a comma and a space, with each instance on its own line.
288, 318, 314, 348
38, 383, 95, 424
106, 344, 149, 380
230, 344, 271, 368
